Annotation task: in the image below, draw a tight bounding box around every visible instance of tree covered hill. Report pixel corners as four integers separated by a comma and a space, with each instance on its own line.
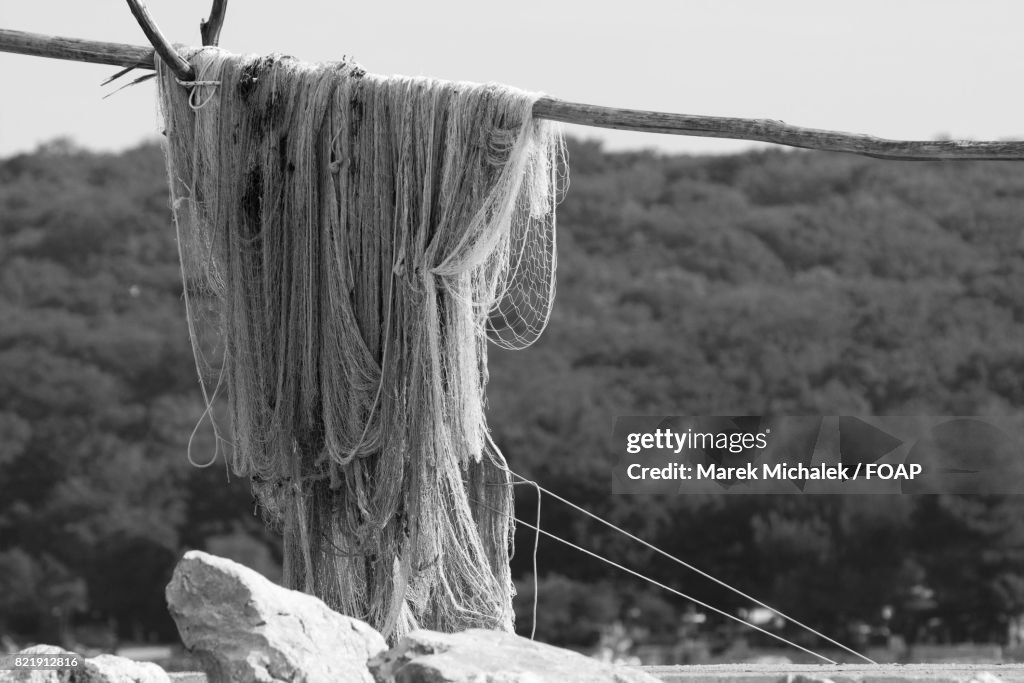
2, 137, 1023, 653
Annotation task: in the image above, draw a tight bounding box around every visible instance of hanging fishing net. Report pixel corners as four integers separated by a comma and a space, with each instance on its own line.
156, 47, 562, 639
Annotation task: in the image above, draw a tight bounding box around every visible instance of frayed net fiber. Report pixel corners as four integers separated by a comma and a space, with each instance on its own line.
156, 48, 562, 638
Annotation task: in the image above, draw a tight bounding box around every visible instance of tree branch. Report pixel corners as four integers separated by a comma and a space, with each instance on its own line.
1, 27, 1022, 161
124, 0, 194, 81
200, 0, 228, 47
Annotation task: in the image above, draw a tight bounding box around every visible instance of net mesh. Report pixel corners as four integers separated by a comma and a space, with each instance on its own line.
156, 47, 563, 639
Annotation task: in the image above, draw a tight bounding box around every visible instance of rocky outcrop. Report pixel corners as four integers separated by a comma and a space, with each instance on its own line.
369, 628, 661, 683
162, 551, 660, 682
0, 645, 169, 683
13, 551, 1024, 683
165, 550, 386, 683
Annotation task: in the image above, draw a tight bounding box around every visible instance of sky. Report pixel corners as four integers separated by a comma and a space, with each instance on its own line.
2, 1, 1024, 157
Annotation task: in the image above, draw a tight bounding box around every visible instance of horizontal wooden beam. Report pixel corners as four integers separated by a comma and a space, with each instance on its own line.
0, 28, 154, 69
3, 27, 1023, 161
531, 99, 1024, 161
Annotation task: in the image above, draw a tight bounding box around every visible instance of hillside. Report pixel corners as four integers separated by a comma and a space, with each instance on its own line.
2, 137, 1023, 654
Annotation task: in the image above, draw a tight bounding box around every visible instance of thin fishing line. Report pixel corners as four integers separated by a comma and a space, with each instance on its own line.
529, 480, 540, 640
468, 495, 837, 665
507, 468, 876, 665
514, 478, 541, 640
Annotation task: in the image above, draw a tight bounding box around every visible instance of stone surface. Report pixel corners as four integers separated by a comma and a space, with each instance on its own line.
91, 663, 1024, 683
368, 628, 661, 683
0, 645, 169, 682
90, 663, 1024, 683
77, 654, 170, 682
1, 644, 77, 682
641, 663, 1024, 683
166, 550, 386, 683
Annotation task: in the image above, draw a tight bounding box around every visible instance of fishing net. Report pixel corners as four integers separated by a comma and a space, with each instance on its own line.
156, 47, 562, 639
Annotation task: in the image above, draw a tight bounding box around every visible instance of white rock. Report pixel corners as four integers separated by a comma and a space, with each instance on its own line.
0, 644, 76, 683
968, 674, 1004, 683
165, 550, 386, 683
77, 654, 170, 682
369, 628, 661, 683
0, 644, 171, 683
0, 644, 75, 683
782, 676, 835, 683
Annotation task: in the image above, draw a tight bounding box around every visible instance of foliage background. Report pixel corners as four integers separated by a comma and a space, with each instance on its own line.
2, 138, 1023, 657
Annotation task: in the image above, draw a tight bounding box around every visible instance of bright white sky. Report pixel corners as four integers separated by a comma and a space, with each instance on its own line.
2, 1, 1024, 157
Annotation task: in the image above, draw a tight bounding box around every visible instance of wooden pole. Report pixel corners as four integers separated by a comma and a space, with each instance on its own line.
2, 27, 1023, 161
0, 29, 154, 69
531, 99, 1024, 162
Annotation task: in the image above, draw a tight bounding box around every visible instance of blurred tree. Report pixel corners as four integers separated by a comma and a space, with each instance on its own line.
912, 496, 1024, 643
4, 136, 1024, 651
